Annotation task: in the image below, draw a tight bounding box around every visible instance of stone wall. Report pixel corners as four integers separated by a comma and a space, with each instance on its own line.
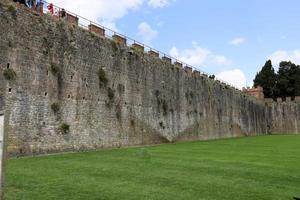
268, 102, 300, 134
0, 1, 297, 157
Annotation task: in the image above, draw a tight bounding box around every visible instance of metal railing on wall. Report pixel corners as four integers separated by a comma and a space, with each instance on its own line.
39, 1, 240, 90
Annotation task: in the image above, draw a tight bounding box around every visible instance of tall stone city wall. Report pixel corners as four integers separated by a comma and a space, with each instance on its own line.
0, 1, 297, 156
268, 102, 300, 134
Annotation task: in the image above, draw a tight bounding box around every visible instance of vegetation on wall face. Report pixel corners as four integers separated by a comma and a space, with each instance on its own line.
60, 123, 70, 134
3, 68, 16, 80
50, 64, 60, 75
51, 103, 60, 114
8, 5, 17, 17
42, 37, 52, 55
98, 68, 108, 88
155, 90, 169, 116
111, 40, 118, 52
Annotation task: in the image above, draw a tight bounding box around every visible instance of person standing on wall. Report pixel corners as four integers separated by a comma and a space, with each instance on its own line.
25, 0, 33, 8
47, 2, 54, 14
36, 0, 43, 13
60, 8, 66, 18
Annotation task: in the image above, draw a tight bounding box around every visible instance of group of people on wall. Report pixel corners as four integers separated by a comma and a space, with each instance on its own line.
12, 0, 66, 17
13, 0, 43, 9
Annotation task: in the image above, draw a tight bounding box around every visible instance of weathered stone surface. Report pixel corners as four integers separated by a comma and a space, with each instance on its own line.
268, 103, 300, 134
88, 24, 105, 37
0, 1, 298, 157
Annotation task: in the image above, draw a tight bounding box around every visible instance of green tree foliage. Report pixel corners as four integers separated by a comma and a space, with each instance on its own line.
253, 60, 277, 98
254, 60, 300, 99
277, 61, 300, 98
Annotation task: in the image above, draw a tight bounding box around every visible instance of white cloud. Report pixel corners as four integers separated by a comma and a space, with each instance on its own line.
169, 44, 231, 67
229, 37, 246, 46
216, 69, 247, 89
50, 0, 144, 30
268, 50, 300, 66
148, 0, 173, 8
137, 22, 158, 44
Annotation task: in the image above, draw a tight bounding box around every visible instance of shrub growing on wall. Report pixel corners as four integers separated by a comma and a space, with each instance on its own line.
51, 103, 60, 114
111, 40, 118, 52
60, 123, 70, 134
98, 68, 108, 87
3, 68, 16, 80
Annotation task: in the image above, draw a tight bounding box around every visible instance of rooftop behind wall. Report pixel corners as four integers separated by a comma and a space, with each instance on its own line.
243, 86, 264, 100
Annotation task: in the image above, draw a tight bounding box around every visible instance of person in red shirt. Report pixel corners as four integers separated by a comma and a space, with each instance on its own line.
47, 3, 54, 14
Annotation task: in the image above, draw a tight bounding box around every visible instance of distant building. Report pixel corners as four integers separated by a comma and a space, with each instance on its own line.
242, 86, 264, 100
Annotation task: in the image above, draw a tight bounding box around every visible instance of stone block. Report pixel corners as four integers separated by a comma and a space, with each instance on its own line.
193, 70, 201, 78
112, 34, 127, 45
132, 43, 144, 52
184, 66, 193, 74
277, 98, 282, 103
295, 96, 300, 102
88, 24, 105, 37
148, 50, 159, 58
65, 13, 79, 25
264, 98, 274, 104
286, 97, 292, 102
162, 56, 172, 64
174, 61, 183, 68
52, 15, 59, 22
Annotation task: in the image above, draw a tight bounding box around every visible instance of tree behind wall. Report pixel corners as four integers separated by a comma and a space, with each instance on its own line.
253, 60, 277, 99
254, 60, 300, 99
277, 61, 300, 98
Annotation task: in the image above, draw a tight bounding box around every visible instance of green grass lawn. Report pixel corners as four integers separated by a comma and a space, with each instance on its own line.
5, 135, 300, 200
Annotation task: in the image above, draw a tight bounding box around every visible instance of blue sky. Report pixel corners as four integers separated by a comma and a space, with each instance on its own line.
51, 0, 300, 88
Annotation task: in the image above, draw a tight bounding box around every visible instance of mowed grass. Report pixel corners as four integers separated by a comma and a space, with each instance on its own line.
5, 135, 300, 200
